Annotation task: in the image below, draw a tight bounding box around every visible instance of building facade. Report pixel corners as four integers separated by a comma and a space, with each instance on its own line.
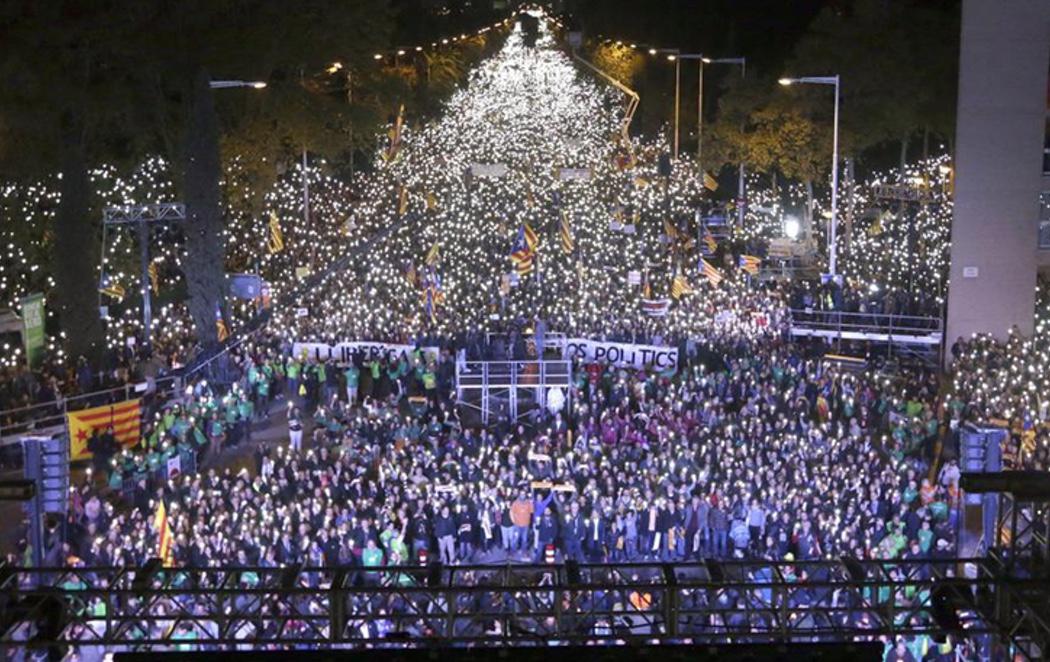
946, 0, 1050, 355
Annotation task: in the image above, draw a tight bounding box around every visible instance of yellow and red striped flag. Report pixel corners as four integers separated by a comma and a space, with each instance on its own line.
738, 254, 761, 276
425, 241, 441, 266
148, 261, 160, 295
560, 211, 574, 255
701, 258, 724, 286
267, 211, 284, 254
671, 273, 693, 299
154, 500, 175, 567
68, 399, 142, 461
702, 230, 717, 256
703, 171, 719, 192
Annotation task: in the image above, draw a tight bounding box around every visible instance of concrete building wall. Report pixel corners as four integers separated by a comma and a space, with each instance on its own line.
946, 0, 1050, 351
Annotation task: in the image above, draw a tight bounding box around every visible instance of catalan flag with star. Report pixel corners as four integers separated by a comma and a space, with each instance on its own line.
738, 254, 761, 276
68, 399, 142, 460
510, 223, 538, 276
701, 258, 724, 286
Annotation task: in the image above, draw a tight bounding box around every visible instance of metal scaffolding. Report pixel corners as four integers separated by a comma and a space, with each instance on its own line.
456, 360, 572, 424
0, 558, 1046, 657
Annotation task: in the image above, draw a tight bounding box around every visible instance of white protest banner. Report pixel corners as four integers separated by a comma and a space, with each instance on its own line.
627, 270, 641, 285
563, 338, 677, 371
558, 167, 592, 181
166, 456, 182, 481
292, 342, 439, 365
470, 163, 509, 178
713, 310, 736, 325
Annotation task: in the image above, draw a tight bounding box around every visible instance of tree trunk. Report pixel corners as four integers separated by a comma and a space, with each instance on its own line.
899, 134, 909, 177
182, 67, 225, 348
804, 179, 814, 237
53, 105, 104, 361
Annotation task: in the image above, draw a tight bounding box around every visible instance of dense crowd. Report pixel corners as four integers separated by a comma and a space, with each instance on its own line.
51, 320, 959, 573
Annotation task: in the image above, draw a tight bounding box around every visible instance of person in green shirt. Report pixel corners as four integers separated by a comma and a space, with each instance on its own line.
345, 364, 359, 405
361, 538, 384, 585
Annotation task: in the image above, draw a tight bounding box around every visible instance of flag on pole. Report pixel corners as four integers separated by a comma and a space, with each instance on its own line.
398, 185, 409, 215
425, 191, 438, 211
523, 222, 538, 252
661, 219, 677, 244
148, 261, 160, 295
560, 211, 574, 255
403, 261, 419, 287
702, 230, 717, 256
67, 399, 142, 460
703, 172, 719, 191
384, 103, 405, 163
154, 500, 175, 567
425, 241, 441, 266
701, 258, 724, 286
738, 254, 761, 276
215, 305, 229, 342
671, 273, 693, 299
510, 225, 536, 276
641, 270, 652, 299
267, 211, 284, 254
98, 279, 126, 302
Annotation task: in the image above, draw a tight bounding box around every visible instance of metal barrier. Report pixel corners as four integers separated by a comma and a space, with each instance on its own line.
0, 559, 1044, 655
0, 377, 180, 445
788, 308, 943, 347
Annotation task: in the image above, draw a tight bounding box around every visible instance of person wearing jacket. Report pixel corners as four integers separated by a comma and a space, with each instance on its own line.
535, 508, 558, 562
434, 505, 456, 565
561, 501, 586, 562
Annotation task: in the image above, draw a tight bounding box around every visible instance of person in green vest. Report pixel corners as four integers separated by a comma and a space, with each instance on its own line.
208, 411, 226, 459
286, 356, 301, 401
422, 362, 437, 405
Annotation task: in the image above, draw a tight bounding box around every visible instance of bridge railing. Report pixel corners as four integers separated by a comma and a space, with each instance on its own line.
0, 559, 1042, 653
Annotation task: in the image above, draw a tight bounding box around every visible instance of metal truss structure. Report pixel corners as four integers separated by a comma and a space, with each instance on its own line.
456, 360, 572, 424
0, 558, 1046, 657
102, 203, 187, 225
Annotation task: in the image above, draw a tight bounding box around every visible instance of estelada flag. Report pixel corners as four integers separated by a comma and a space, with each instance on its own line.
68, 399, 141, 461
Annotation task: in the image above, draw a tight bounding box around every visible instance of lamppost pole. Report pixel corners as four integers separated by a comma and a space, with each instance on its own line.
779, 75, 841, 277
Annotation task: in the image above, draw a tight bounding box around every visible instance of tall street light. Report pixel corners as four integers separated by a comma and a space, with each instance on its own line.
779, 75, 840, 278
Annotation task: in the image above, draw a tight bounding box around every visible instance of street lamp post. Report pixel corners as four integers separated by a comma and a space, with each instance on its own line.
779, 75, 840, 277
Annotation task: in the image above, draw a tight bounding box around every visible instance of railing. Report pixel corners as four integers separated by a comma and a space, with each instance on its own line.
0, 559, 1044, 653
457, 360, 572, 390
0, 377, 181, 446
788, 308, 943, 345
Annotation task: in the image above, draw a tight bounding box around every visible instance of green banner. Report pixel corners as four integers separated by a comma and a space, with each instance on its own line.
20, 293, 44, 369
